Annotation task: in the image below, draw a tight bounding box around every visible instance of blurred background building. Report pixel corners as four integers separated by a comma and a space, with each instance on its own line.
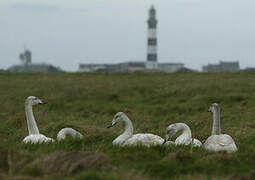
202, 61, 240, 72
19, 49, 32, 65
8, 48, 62, 73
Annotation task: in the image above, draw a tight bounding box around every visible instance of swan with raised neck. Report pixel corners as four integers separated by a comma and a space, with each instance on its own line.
164, 122, 202, 147
204, 103, 237, 153
23, 96, 54, 144
23, 96, 84, 144
108, 112, 173, 147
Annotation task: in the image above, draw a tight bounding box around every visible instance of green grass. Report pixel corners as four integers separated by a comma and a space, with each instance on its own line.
0, 72, 255, 179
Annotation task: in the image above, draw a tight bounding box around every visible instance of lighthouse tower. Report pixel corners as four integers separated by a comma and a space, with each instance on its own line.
146, 5, 158, 70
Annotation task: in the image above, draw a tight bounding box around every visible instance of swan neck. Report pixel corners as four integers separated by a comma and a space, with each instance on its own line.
178, 123, 192, 139
122, 115, 134, 136
25, 101, 40, 135
212, 107, 221, 135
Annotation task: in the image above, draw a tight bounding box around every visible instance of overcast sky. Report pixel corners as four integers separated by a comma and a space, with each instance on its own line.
1, 0, 255, 71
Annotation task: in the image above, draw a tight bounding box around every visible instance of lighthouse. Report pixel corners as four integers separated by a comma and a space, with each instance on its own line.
146, 5, 158, 70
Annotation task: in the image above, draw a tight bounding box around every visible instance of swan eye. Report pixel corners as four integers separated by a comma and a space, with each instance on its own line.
115, 115, 120, 119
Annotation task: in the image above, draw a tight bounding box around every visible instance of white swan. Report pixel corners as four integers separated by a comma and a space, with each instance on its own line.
23, 96, 84, 144
108, 112, 174, 147
23, 96, 54, 144
57, 127, 84, 141
204, 103, 237, 153
163, 122, 202, 147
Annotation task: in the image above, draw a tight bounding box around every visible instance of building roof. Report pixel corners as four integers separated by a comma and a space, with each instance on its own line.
158, 63, 184, 66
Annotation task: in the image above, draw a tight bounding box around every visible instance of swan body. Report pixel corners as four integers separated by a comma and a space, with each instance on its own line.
23, 134, 54, 144
123, 133, 164, 147
164, 122, 202, 147
176, 137, 202, 147
204, 103, 237, 153
57, 127, 84, 141
108, 112, 173, 147
204, 134, 237, 153
23, 96, 54, 144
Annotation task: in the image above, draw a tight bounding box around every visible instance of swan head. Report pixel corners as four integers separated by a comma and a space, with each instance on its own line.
208, 103, 219, 113
107, 112, 125, 128
163, 124, 178, 144
26, 96, 46, 106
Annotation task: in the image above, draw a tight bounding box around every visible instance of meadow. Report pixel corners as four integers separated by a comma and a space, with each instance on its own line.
0, 72, 255, 180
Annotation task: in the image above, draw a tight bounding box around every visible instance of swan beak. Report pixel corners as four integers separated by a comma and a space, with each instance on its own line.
39, 102, 47, 105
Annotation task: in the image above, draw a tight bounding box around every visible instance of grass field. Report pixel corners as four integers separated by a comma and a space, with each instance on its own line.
0, 72, 255, 179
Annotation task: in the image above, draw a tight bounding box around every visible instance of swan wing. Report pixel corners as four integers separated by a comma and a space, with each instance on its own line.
175, 137, 190, 146
204, 134, 237, 152
175, 138, 202, 147
123, 133, 164, 147
217, 134, 235, 146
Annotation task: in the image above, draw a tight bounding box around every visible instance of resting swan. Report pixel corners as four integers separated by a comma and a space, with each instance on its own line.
163, 122, 202, 147
57, 127, 83, 141
23, 96, 83, 144
204, 103, 237, 153
107, 112, 174, 147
